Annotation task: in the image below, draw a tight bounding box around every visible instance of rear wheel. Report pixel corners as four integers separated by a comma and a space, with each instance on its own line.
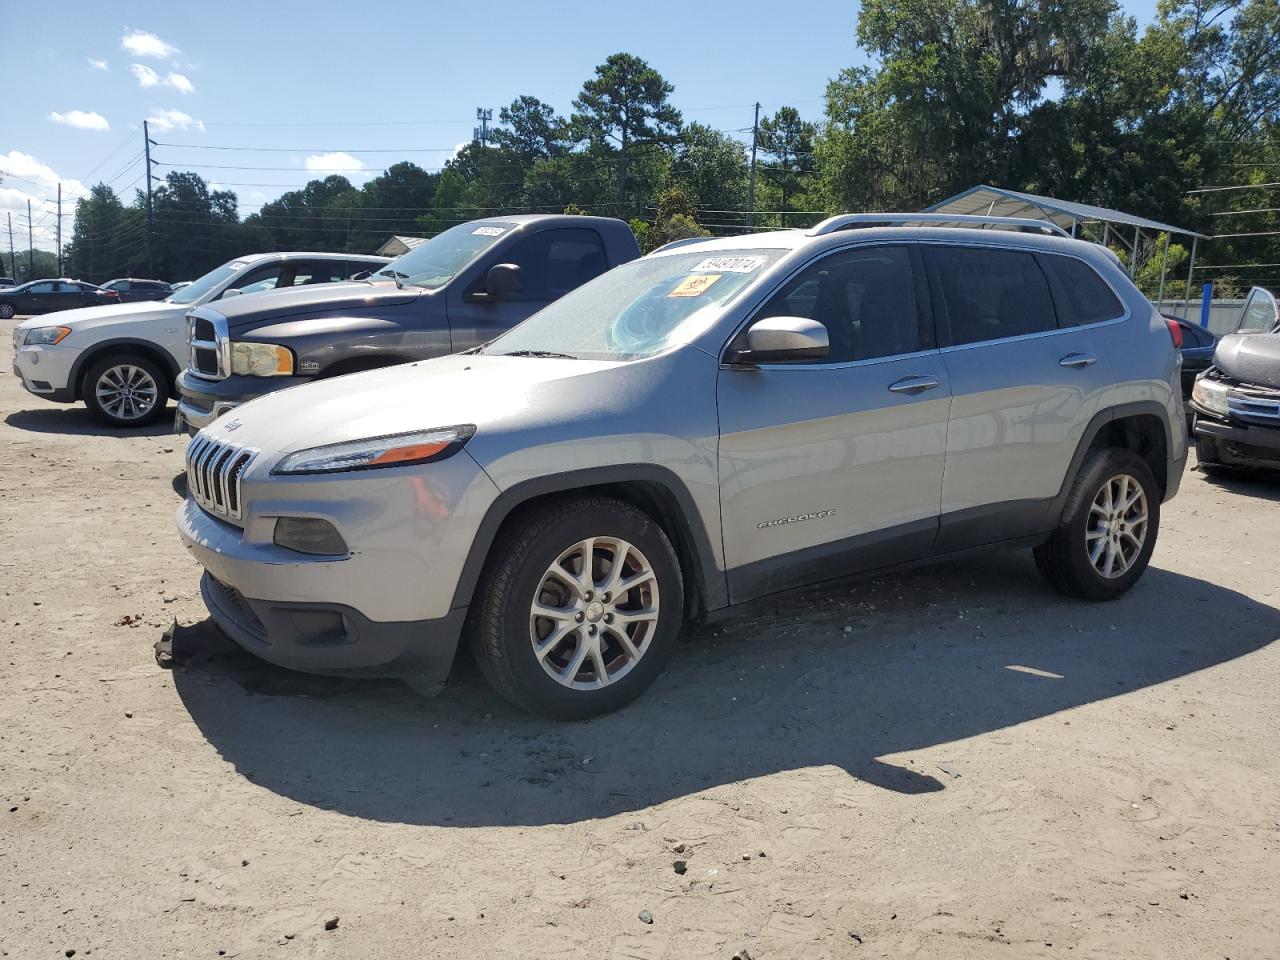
82, 353, 170, 427
469, 495, 684, 719
1034, 448, 1160, 601
0, 302, 14, 320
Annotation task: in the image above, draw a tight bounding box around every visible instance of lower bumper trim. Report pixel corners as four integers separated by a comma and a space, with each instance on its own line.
199, 572, 465, 693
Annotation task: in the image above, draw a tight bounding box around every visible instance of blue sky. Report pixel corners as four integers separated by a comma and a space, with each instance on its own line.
3, 0, 1161, 254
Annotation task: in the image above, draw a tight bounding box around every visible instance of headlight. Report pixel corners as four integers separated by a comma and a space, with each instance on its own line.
230, 341, 293, 376
272, 425, 476, 475
1191, 375, 1229, 416
24, 326, 71, 346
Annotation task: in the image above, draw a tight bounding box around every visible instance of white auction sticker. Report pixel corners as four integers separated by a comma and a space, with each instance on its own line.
473, 226, 506, 237
690, 256, 765, 274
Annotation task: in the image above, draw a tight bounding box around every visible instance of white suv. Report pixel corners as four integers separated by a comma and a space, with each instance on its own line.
11, 252, 388, 427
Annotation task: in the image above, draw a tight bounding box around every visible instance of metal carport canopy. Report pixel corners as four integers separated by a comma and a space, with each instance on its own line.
923, 185, 1208, 239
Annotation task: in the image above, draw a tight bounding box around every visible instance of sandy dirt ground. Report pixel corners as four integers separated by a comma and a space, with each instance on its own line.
2, 315, 1278, 960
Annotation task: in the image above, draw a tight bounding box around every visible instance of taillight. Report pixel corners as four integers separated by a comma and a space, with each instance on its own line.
1164, 318, 1183, 349
103, 290, 119, 299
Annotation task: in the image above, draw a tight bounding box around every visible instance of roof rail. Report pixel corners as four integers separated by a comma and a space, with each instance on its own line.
806, 213, 1072, 239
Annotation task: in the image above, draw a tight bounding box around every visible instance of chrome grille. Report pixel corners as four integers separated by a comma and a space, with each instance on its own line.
186, 434, 256, 521
187, 311, 229, 380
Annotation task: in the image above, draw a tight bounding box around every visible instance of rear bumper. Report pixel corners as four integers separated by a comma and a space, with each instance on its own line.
200, 572, 464, 693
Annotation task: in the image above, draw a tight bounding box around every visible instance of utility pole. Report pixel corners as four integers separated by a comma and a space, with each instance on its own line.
6, 212, 14, 281
474, 108, 492, 146
747, 102, 761, 228
56, 182, 62, 276
27, 199, 34, 279
143, 120, 156, 277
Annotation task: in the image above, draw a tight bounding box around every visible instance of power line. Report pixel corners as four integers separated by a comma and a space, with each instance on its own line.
1187, 182, 1280, 193
153, 142, 463, 153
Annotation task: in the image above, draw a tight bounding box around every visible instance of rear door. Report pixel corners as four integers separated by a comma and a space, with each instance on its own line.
717, 243, 951, 601
924, 244, 1106, 550
446, 227, 610, 350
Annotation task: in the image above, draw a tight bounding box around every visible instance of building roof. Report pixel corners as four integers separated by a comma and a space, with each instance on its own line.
924, 184, 1209, 239
376, 235, 427, 258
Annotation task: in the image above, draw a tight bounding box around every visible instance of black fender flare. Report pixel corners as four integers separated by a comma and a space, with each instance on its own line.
449, 464, 728, 618
69, 338, 183, 399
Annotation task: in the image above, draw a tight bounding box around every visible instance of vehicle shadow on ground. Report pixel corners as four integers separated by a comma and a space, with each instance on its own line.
4, 406, 175, 437
170, 554, 1278, 827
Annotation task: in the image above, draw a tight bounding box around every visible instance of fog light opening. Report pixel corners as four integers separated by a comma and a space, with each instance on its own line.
272, 517, 349, 556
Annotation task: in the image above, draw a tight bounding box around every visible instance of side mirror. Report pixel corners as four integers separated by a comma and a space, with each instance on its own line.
727, 316, 829, 364
485, 263, 523, 297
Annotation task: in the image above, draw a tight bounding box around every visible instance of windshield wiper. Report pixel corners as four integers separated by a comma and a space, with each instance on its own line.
498, 350, 579, 359
376, 270, 409, 290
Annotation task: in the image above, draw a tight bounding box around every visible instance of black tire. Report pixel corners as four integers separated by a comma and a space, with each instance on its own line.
0, 302, 14, 320
468, 495, 684, 720
82, 353, 170, 427
1034, 448, 1161, 601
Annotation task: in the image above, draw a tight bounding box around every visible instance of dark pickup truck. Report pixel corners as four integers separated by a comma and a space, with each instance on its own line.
175, 214, 640, 433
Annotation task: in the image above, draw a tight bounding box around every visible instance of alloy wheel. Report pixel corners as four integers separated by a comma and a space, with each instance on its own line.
528, 536, 661, 689
1086, 472, 1149, 579
95, 363, 159, 422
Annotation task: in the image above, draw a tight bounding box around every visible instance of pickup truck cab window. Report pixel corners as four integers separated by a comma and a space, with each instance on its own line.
502, 228, 609, 301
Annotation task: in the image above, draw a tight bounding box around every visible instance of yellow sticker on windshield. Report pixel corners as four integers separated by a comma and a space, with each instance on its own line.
668, 274, 722, 298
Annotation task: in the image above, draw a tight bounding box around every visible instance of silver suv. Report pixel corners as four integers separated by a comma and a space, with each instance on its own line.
177, 215, 1186, 719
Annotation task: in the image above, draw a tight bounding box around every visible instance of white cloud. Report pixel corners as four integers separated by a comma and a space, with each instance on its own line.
131, 63, 161, 88
0, 152, 90, 253
304, 152, 368, 175
121, 29, 178, 59
88, 58, 109, 70
146, 108, 205, 132
48, 110, 111, 132
164, 71, 195, 94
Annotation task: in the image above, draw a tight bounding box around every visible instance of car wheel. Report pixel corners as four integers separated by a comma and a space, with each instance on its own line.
82, 353, 170, 427
0, 303, 14, 319
1033, 448, 1160, 601
469, 495, 684, 719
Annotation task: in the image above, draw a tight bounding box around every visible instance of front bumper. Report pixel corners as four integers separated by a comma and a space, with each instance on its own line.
12, 342, 77, 401
175, 369, 313, 433
1193, 408, 1280, 467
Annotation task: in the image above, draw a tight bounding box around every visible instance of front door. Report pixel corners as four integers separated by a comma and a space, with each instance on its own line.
717, 243, 951, 602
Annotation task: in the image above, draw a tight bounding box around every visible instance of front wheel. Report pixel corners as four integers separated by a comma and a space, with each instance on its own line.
469, 495, 684, 719
0, 303, 14, 320
1034, 448, 1160, 601
82, 353, 170, 427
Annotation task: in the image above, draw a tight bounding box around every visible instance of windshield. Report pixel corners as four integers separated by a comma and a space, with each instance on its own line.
375, 221, 515, 289
481, 249, 785, 361
167, 260, 251, 305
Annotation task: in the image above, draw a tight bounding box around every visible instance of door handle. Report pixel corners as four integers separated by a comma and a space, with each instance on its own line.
887, 375, 941, 395
1059, 352, 1097, 369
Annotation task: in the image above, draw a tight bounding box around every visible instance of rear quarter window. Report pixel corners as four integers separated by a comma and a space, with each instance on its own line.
1043, 255, 1126, 326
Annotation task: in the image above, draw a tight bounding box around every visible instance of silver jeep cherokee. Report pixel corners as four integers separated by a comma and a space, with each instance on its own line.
177, 214, 1186, 719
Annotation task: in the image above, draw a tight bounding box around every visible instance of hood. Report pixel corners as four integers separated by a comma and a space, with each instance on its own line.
15, 298, 176, 333
199, 352, 623, 461
215, 280, 421, 328
1214, 332, 1280, 390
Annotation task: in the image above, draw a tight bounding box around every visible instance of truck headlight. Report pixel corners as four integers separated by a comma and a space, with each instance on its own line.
1191, 375, 1229, 416
230, 341, 293, 376
24, 326, 71, 346
272, 425, 476, 475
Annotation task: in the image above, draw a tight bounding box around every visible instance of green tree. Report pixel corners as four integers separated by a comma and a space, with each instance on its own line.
667, 123, 749, 227
757, 107, 816, 224
492, 96, 571, 164
572, 53, 683, 208
65, 184, 144, 282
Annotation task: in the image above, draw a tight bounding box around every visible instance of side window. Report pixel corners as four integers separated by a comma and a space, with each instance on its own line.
501, 228, 608, 302
928, 246, 1057, 345
230, 265, 284, 295
1042, 255, 1125, 326
58, 282, 84, 293
1239, 289, 1278, 333
756, 245, 928, 364
30, 282, 57, 294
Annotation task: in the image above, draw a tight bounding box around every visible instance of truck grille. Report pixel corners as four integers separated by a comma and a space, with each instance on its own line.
187, 311, 228, 380
1228, 387, 1280, 425
186, 434, 256, 521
